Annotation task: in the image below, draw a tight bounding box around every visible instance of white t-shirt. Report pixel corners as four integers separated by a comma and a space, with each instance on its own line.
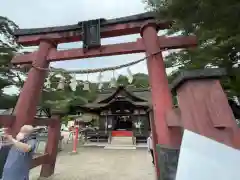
147, 137, 153, 150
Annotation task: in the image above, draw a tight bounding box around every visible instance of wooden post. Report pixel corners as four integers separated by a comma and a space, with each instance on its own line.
72, 125, 79, 153
171, 68, 239, 149
11, 40, 56, 136
141, 23, 182, 180
40, 114, 61, 178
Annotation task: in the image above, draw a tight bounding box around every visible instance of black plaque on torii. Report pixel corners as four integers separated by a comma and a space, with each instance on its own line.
79, 18, 106, 50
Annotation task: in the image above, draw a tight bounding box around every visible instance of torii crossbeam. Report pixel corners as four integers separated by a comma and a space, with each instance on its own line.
10, 12, 197, 180
12, 36, 196, 64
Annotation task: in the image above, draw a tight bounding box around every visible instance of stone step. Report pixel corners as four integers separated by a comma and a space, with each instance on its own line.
111, 137, 133, 141
111, 137, 133, 145
104, 145, 136, 150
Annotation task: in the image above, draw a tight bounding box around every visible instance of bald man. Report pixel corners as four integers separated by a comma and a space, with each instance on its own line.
1, 125, 37, 180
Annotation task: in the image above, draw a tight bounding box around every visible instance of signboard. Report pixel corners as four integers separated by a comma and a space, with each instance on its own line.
176, 130, 240, 180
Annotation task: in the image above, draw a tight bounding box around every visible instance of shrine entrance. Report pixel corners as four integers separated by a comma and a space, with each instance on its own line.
114, 116, 132, 130
108, 98, 135, 131
6, 11, 237, 180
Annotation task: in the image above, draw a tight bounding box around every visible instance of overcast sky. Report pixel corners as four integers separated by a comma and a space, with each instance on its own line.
1, 0, 172, 83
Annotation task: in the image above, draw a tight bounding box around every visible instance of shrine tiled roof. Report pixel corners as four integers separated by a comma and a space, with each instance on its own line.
83, 101, 150, 109
71, 86, 151, 111
94, 86, 151, 103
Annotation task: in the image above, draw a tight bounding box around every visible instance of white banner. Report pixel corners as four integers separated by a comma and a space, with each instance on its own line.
176, 130, 240, 180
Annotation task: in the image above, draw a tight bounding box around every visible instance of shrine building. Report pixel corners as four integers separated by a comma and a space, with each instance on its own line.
69, 86, 152, 143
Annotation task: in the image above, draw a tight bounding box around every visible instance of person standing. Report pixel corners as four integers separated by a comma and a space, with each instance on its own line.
147, 132, 154, 165
1, 125, 37, 180
0, 128, 11, 179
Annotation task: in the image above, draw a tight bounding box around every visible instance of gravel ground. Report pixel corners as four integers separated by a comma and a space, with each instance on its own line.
30, 147, 155, 180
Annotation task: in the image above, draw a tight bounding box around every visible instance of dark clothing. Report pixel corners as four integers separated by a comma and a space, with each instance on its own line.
150, 149, 154, 165
1, 137, 37, 180
0, 146, 10, 178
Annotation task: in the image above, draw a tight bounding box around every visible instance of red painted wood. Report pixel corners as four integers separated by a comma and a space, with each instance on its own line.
166, 108, 182, 127
233, 129, 240, 149
12, 36, 197, 64
31, 153, 49, 169
141, 23, 182, 147
11, 40, 55, 136
33, 118, 58, 126
0, 115, 15, 127
141, 22, 183, 178
139, 35, 197, 50
12, 41, 144, 64
72, 126, 79, 153
206, 81, 236, 128
40, 115, 61, 178
112, 130, 133, 137
16, 21, 171, 46
177, 79, 238, 148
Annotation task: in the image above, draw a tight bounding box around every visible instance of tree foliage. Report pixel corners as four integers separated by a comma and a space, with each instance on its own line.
146, 0, 240, 99
39, 72, 150, 111
132, 73, 149, 88
0, 16, 23, 109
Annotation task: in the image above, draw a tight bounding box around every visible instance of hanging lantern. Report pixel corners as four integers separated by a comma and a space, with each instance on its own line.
97, 72, 103, 82
109, 77, 117, 88
83, 82, 90, 91
83, 74, 90, 91
69, 74, 78, 91
97, 72, 103, 90
127, 67, 133, 84
48, 71, 54, 77
109, 70, 117, 88
45, 77, 51, 88
57, 77, 65, 90
98, 83, 103, 90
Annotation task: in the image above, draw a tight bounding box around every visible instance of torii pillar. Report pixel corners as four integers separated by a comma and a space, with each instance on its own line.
141, 23, 183, 180
11, 40, 56, 135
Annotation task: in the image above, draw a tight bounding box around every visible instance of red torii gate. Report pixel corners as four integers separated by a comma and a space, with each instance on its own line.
9, 12, 197, 179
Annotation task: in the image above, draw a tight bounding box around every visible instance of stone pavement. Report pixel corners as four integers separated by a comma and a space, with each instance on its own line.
30, 148, 155, 180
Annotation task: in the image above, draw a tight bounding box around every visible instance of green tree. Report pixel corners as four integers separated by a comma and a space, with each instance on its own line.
0, 16, 23, 108
146, 0, 240, 100
132, 73, 149, 88
117, 75, 129, 86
